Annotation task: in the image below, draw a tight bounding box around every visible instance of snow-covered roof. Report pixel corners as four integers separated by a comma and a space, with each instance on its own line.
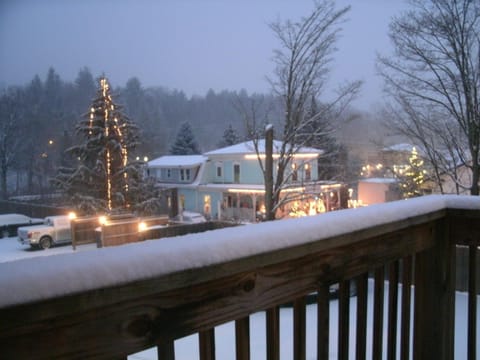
148, 155, 207, 167
204, 139, 323, 156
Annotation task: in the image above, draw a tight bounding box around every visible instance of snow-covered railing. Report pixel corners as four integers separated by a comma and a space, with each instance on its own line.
0, 195, 478, 359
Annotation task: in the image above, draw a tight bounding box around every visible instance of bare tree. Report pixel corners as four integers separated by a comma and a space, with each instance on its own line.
378, 0, 480, 195
244, 1, 361, 220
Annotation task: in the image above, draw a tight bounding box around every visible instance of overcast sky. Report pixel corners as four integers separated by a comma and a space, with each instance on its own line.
0, 0, 407, 111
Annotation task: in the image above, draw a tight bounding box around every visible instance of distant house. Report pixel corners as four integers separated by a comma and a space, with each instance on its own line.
147, 140, 345, 222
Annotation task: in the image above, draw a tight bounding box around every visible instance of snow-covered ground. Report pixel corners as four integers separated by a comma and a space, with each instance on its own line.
0, 236, 97, 264
0, 237, 477, 359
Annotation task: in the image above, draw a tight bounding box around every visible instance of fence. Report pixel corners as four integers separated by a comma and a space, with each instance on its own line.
0, 195, 478, 359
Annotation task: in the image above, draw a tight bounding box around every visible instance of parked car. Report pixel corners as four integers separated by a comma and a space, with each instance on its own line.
17, 215, 72, 249
0, 213, 43, 238
172, 211, 207, 224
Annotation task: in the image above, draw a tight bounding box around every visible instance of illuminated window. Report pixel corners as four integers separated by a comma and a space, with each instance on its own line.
305, 163, 311, 181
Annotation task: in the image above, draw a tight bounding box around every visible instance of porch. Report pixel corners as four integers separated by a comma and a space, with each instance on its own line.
0, 195, 478, 359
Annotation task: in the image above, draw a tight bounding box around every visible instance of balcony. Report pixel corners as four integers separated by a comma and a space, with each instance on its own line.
0, 195, 478, 359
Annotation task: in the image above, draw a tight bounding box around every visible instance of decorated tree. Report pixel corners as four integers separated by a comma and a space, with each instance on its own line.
170, 122, 200, 155
53, 77, 144, 214
399, 147, 427, 198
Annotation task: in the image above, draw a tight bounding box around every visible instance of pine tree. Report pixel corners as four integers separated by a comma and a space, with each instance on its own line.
53, 77, 142, 214
399, 147, 427, 198
217, 124, 240, 148
170, 122, 200, 155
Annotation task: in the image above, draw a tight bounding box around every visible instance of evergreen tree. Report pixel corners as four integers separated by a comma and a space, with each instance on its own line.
53, 77, 142, 214
398, 147, 427, 198
217, 124, 240, 148
170, 122, 200, 155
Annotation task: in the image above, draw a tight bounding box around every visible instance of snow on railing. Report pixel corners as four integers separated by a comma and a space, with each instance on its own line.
0, 195, 479, 308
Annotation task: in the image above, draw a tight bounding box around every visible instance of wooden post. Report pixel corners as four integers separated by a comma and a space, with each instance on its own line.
413, 218, 455, 360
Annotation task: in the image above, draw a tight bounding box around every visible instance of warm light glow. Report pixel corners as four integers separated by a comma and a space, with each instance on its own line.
99, 216, 107, 226
48, 140, 54, 145
68, 212, 76, 220
138, 222, 147, 232
143, 156, 149, 162
227, 186, 305, 194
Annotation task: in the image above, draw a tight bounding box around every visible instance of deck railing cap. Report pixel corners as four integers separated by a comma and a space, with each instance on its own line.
0, 195, 479, 308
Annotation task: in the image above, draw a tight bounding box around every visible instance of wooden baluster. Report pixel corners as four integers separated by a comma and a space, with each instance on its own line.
355, 273, 368, 360
338, 280, 350, 360
266, 306, 280, 360
413, 219, 455, 359
293, 296, 306, 360
373, 267, 385, 360
317, 284, 330, 360
467, 244, 477, 360
387, 261, 399, 360
235, 317, 250, 360
199, 329, 215, 360
400, 256, 412, 360
157, 340, 175, 360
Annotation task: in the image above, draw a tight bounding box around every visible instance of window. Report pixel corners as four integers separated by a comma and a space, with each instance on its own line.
234, 163, 240, 183
216, 162, 223, 178
167, 169, 171, 179
305, 163, 311, 181
292, 163, 298, 181
204, 195, 211, 215
180, 168, 191, 182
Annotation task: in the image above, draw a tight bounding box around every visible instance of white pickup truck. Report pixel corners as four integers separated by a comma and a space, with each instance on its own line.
17, 215, 72, 249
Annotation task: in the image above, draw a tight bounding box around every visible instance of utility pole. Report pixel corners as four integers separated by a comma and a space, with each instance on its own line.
265, 124, 274, 220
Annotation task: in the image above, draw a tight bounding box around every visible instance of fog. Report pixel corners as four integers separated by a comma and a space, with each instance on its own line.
0, 0, 407, 110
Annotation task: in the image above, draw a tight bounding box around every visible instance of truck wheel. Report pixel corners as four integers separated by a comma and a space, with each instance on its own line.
39, 236, 53, 250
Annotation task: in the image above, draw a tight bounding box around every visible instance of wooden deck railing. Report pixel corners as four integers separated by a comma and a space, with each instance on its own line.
0, 195, 478, 359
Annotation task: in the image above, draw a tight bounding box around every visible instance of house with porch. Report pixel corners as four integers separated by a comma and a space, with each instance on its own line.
147, 140, 346, 222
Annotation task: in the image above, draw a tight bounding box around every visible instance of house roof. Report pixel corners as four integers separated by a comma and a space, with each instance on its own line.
148, 155, 207, 167
204, 139, 323, 156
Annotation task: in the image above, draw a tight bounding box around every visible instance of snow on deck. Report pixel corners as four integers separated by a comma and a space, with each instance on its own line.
0, 195, 479, 308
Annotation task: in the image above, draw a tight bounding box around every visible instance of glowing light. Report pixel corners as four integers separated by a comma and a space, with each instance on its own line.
48, 140, 54, 145
68, 212, 77, 220
227, 186, 305, 194
138, 222, 147, 232
99, 216, 107, 225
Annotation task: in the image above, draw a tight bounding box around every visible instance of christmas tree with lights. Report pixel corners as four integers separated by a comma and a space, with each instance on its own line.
399, 147, 427, 198
54, 77, 143, 214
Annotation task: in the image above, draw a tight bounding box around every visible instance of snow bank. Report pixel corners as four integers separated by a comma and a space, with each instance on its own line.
1, 195, 479, 308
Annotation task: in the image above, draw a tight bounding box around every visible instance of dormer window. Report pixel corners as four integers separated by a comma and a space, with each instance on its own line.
180, 168, 191, 182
